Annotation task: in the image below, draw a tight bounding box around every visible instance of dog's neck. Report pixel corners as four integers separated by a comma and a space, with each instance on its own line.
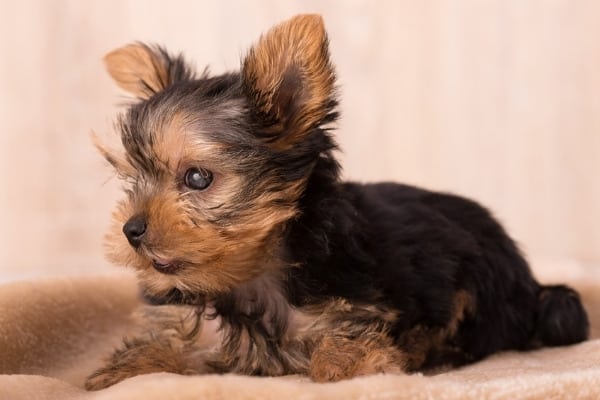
195, 151, 368, 332
281, 152, 376, 305
208, 152, 346, 335
214, 271, 290, 335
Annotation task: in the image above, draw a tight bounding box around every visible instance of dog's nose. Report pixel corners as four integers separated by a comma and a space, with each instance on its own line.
123, 216, 147, 248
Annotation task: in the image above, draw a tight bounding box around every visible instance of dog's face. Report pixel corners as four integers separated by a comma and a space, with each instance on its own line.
98, 15, 338, 299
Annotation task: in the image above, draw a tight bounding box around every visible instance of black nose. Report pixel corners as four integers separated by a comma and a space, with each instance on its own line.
123, 216, 147, 248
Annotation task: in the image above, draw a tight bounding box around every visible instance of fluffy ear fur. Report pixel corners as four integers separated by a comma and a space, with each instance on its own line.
241, 14, 337, 149
91, 131, 136, 178
104, 43, 194, 99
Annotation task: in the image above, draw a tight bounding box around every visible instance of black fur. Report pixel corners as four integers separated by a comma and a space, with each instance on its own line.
287, 170, 590, 365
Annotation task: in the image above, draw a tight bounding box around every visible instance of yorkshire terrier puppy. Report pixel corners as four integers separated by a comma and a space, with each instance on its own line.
85, 14, 589, 390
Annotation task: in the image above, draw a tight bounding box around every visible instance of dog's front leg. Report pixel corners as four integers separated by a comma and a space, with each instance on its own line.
308, 332, 405, 382
84, 332, 214, 390
85, 306, 216, 391
298, 301, 406, 382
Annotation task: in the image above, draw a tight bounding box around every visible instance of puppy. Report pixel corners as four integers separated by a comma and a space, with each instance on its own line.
86, 14, 589, 390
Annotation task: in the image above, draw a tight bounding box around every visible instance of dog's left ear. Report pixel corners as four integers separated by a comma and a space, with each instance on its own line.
104, 43, 194, 100
242, 14, 336, 149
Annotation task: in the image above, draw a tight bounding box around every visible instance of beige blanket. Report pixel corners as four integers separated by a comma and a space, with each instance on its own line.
1, 272, 599, 400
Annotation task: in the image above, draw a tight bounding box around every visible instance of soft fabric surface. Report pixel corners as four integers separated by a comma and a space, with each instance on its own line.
1, 272, 599, 400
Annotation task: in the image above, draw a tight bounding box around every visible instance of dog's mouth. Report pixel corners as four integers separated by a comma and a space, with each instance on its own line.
151, 258, 182, 274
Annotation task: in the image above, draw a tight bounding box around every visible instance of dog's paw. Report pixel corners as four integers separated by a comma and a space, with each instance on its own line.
309, 335, 405, 382
309, 336, 363, 382
309, 359, 350, 382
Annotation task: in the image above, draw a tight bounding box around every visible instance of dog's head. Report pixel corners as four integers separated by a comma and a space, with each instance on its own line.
98, 15, 338, 300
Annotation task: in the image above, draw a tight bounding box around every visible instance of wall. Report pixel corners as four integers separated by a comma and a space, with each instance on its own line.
1, 0, 598, 282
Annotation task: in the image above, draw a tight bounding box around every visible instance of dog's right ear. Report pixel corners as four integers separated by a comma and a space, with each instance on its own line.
241, 14, 337, 150
104, 43, 194, 100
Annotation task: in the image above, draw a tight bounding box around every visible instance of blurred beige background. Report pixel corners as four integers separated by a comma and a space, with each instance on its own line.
0, 0, 598, 283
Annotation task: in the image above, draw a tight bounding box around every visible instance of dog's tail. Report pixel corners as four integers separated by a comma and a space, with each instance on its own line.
532, 285, 589, 347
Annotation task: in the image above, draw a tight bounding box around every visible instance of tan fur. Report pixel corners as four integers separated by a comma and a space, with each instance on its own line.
310, 334, 404, 382
106, 185, 290, 296
84, 336, 191, 390
400, 290, 475, 370
287, 299, 404, 382
106, 191, 298, 297
104, 43, 171, 99
242, 14, 336, 150
447, 291, 475, 335
100, 105, 305, 297
92, 132, 137, 178
85, 306, 218, 390
86, 295, 405, 389
151, 112, 192, 171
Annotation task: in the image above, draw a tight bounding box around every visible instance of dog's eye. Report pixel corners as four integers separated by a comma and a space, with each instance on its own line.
184, 167, 213, 190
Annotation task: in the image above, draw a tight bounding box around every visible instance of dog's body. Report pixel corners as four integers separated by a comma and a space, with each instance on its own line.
86, 14, 589, 390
